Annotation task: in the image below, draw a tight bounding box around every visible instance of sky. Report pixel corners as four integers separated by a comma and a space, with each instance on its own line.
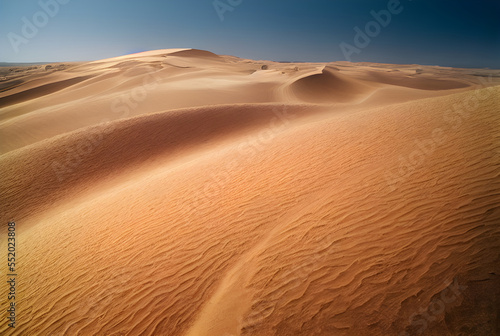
0, 0, 499, 68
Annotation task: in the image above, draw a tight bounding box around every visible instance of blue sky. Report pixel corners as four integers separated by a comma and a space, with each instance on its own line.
0, 0, 499, 68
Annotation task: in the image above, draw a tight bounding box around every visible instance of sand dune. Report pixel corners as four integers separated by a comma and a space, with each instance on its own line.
288, 66, 376, 103
1, 49, 499, 336
360, 70, 471, 90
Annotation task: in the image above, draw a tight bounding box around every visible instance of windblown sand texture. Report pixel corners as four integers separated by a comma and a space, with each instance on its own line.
1, 49, 499, 335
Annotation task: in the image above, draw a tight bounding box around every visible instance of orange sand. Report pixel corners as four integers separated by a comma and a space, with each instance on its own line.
1, 49, 499, 335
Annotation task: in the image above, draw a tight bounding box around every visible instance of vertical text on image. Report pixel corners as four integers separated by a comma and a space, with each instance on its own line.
6, 221, 17, 328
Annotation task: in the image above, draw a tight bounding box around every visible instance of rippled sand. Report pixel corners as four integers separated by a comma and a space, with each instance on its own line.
1, 49, 499, 335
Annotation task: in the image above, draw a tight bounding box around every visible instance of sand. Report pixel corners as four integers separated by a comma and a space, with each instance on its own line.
0, 49, 499, 335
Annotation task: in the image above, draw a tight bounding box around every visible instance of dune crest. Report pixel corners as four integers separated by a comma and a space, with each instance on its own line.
288, 65, 376, 103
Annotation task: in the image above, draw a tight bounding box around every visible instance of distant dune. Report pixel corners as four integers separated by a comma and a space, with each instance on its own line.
1, 49, 499, 336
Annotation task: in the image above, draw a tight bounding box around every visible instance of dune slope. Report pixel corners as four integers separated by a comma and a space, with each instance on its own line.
1, 50, 499, 336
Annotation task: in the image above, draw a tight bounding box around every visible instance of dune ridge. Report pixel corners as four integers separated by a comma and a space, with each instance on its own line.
288, 65, 376, 103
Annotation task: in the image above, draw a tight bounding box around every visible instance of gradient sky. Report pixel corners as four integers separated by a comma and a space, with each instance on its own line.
0, 0, 499, 68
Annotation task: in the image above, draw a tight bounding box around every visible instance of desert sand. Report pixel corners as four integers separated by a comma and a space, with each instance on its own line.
1, 49, 499, 335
